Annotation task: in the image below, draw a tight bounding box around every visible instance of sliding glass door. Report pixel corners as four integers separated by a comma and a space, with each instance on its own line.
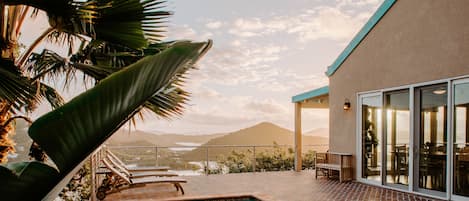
360, 93, 382, 183
453, 80, 469, 197
356, 79, 469, 200
384, 90, 410, 187
415, 84, 448, 195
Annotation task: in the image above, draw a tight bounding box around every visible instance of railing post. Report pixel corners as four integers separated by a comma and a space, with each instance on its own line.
205, 147, 209, 175
252, 146, 256, 173
155, 146, 158, 166
90, 153, 96, 201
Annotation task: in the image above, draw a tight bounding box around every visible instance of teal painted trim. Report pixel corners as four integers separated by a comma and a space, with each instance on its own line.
292, 86, 329, 103
325, 0, 396, 77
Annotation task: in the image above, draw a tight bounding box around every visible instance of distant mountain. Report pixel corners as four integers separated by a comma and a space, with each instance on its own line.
106, 129, 225, 147
304, 128, 329, 137
193, 122, 328, 145
183, 122, 329, 160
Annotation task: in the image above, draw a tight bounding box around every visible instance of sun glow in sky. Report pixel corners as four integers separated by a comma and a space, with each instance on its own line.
22, 0, 383, 135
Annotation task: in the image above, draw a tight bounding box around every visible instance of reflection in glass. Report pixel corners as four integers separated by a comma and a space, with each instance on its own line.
385, 90, 409, 185
454, 82, 469, 196
361, 95, 382, 181
418, 84, 447, 192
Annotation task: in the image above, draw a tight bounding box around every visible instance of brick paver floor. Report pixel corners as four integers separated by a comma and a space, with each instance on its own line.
104, 171, 444, 201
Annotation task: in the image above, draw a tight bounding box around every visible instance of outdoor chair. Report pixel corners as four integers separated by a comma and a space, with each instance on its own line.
105, 149, 170, 172
315, 151, 353, 182
104, 155, 178, 178
455, 146, 469, 195
97, 159, 187, 200
394, 145, 408, 183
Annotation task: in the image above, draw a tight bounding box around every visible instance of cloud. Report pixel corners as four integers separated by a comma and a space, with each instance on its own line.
244, 99, 288, 114
189, 85, 221, 99
205, 21, 223, 29
234, 18, 265, 30
230, 40, 243, 47
185, 112, 253, 125
165, 24, 213, 41
336, 0, 381, 8
133, 1, 383, 134
226, 4, 379, 43
290, 7, 361, 42
228, 29, 259, 38
195, 44, 288, 86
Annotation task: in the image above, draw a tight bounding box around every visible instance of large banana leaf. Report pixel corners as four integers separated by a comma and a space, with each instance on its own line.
30, 40, 210, 173
0, 40, 211, 201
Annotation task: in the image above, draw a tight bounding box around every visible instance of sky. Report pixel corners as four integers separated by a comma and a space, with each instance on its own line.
21, 0, 384, 135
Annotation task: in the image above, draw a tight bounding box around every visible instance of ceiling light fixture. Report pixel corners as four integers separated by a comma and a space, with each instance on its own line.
433, 88, 446, 95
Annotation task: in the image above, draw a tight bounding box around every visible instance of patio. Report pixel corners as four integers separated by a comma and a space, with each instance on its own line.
103, 171, 442, 201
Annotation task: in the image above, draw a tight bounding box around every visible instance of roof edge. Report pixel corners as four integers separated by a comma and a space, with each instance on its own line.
325, 0, 397, 77
292, 86, 329, 103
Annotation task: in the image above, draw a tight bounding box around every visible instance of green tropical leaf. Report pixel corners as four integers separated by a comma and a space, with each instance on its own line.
27, 41, 192, 119
0, 162, 60, 201
37, 82, 65, 109
94, 0, 171, 49
29, 40, 211, 174
5, 0, 169, 50
0, 59, 36, 110
144, 84, 190, 118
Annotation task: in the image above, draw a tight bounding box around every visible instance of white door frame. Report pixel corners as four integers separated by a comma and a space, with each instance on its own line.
450, 78, 469, 201
354, 74, 469, 200
356, 92, 383, 186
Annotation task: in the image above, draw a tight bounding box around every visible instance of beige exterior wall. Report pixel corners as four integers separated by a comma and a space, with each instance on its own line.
328, 0, 469, 178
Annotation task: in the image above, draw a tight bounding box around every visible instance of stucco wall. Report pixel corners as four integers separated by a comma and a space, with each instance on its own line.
328, 0, 469, 178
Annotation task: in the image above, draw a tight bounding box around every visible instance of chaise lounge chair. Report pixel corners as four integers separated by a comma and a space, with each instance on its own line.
105, 149, 170, 172
97, 159, 187, 200
103, 154, 178, 178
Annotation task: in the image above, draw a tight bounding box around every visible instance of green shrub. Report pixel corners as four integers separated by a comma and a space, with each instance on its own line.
215, 143, 316, 174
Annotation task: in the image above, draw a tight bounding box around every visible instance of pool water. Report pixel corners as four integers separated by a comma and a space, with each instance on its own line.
186, 197, 261, 201
176, 195, 263, 201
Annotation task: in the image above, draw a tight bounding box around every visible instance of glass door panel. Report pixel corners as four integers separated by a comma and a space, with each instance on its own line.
416, 84, 447, 192
384, 90, 410, 186
453, 82, 469, 196
361, 95, 382, 182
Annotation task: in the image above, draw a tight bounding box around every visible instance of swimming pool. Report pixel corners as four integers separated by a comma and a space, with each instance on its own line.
167, 194, 266, 201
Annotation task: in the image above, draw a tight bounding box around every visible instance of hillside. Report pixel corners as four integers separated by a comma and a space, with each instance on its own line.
304, 128, 328, 137
106, 129, 225, 147
8, 119, 33, 163
194, 122, 328, 146
183, 122, 329, 160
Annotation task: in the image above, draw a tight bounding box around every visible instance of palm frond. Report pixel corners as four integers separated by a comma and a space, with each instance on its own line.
5, 0, 170, 50
0, 59, 36, 110
25, 39, 202, 119
94, 0, 171, 49
37, 82, 65, 109
144, 85, 190, 118
26, 49, 115, 87
27, 49, 68, 80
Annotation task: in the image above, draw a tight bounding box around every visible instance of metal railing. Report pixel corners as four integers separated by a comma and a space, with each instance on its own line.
106, 144, 329, 175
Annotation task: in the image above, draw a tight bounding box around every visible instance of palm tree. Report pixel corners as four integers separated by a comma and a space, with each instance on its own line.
0, 40, 212, 201
0, 0, 191, 163
0, 1, 213, 200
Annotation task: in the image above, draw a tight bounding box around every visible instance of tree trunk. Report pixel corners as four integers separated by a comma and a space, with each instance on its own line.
0, 101, 15, 163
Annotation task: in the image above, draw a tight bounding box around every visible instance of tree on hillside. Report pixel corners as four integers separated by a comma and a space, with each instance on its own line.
0, 0, 193, 163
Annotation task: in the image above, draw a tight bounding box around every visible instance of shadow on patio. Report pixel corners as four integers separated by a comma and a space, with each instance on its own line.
103, 171, 443, 201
